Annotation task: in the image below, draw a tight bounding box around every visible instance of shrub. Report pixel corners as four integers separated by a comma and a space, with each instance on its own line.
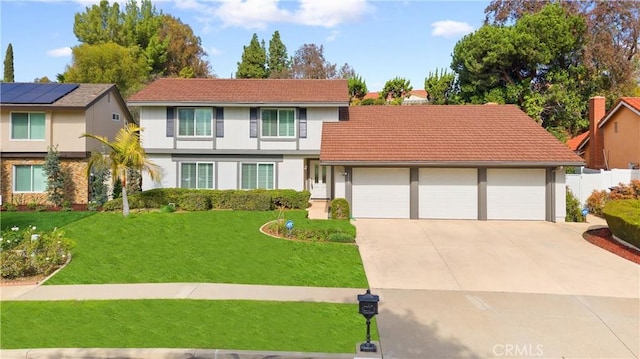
603, 200, 640, 249
587, 190, 609, 216
177, 192, 211, 211
2, 203, 17, 212
159, 204, 176, 213
267, 220, 355, 243
209, 190, 234, 209
271, 190, 311, 209
0, 226, 75, 279
228, 190, 272, 211
327, 232, 355, 243
330, 198, 350, 220
565, 187, 584, 222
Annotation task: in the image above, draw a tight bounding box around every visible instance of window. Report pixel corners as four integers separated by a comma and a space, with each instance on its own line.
14, 165, 46, 192
241, 163, 274, 189
261, 109, 295, 137
11, 112, 45, 140
180, 163, 214, 189
178, 108, 212, 137
112, 113, 120, 121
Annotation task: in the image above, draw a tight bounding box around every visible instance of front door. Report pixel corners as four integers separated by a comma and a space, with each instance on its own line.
309, 160, 329, 199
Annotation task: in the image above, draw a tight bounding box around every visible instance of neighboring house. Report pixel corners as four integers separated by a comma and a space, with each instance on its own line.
320, 105, 584, 221
129, 79, 582, 222
127, 78, 350, 199
0, 83, 131, 206
568, 96, 640, 169
362, 90, 428, 104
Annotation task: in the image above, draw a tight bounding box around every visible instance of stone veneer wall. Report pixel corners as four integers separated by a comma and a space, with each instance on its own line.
1, 158, 89, 205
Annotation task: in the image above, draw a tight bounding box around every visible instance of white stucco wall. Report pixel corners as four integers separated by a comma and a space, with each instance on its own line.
217, 162, 238, 190
140, 107, 173, 149
278, 157, 304, 190
142, 154, 175, 190
215, 107, 257, 150
333, 166, 346, 198
299, 107, 339, 151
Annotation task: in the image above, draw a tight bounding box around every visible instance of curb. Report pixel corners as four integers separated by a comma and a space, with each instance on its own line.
0, 348, 357, 359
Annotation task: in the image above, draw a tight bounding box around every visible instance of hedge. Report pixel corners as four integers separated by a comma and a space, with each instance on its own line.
102, 188, 310, 212
603, 200, 640, 249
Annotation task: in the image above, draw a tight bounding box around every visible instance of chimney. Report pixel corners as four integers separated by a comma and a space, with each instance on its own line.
588, 96, 606, 169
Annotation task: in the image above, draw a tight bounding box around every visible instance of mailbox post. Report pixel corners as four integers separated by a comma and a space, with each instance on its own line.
357, 289, 379, 353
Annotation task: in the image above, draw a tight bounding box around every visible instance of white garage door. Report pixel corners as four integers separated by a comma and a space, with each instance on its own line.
352, 168, 410, 218
419, 168, 478, 219
487, 169, 546, 220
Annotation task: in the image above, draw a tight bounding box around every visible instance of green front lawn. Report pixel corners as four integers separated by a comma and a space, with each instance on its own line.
1, 210, 366, 288
0, 300, 377, 352
0, 211, 95, 232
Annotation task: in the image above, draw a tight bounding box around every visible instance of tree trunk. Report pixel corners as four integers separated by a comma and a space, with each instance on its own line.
122, 178, 130, 217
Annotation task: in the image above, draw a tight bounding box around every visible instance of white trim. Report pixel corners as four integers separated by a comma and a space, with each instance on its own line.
13, 164, 47, 193
179, 162, 214, 189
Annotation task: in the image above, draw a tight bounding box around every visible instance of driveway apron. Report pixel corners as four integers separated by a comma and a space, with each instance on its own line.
354, 219, 640, 358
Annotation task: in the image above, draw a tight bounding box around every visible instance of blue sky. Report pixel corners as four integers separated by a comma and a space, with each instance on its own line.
0, 0, 490, 91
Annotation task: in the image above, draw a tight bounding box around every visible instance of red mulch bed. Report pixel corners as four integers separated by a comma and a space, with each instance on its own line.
583, 228, 640, 265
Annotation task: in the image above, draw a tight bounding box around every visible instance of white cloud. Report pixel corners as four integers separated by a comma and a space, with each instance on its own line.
326, 30, 340, 42
209, 47, 222, 56
214, 0, 292, 29
294, 0, 371, 28
431, 20, 474, 38
182, 0, 372, 31
46, 47, 72, 58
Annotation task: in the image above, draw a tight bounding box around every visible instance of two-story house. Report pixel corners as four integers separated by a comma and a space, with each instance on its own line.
129, 78, 583, 222
127, 78, 349, 198
0, 83, 131, 206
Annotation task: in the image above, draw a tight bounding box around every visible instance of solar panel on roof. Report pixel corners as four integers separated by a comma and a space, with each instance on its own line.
0, 83, 79, 104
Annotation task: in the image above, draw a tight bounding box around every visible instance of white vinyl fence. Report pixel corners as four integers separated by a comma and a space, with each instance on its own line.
566, 168, 640, 206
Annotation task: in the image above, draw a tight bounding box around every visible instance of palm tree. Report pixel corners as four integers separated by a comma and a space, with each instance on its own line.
82, 123, 160, 216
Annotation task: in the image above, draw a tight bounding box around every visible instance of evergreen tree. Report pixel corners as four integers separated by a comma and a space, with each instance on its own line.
348, 74, 368, 101
3, 43, 14, 82
43, 145, 67, 207
89, 165, 109, 206
236, 33, 268, 78
267, 31, 290, 78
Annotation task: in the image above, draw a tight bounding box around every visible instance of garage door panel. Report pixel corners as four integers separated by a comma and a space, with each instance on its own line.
352, 168, 410, 218
487, 169, 545, 220
419, 168, 477, 219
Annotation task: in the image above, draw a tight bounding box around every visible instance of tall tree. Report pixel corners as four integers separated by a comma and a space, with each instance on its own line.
291, 43, 337, 79
63, 42, 148, 97
484, 0, 640, 99
424, 68, 458, 104
380, 77, 413, 103
452, 4, 589, 136
267, 31, 290, 78
348, 74, 368, 101
236, 33, 268, 79
82, 123, 160, 217
33, 76, 52, 83
158, 15, 210, 78
3, 43, 14, 82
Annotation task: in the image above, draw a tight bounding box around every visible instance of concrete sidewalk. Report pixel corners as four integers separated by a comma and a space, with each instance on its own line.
1, 282, 364, 302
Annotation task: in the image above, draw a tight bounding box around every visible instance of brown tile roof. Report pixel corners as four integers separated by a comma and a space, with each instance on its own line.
566, 131, 589, 151
128, 78, 350, 104
320, 105, 584, 165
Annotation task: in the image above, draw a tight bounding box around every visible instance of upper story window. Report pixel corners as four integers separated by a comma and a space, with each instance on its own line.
261, 109, 295, 137
178, 108, 212, 137
11, 112, 45, 140
112, 113, 120, 121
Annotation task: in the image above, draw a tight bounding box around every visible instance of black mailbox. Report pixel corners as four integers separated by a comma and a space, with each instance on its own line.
357, 289, 380, 353
358, 289, 379, 319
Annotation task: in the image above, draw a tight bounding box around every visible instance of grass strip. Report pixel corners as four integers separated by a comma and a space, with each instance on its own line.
0, 300, 377, 353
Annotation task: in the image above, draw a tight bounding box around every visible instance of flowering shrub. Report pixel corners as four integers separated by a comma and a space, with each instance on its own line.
587, 180, 640, 216
0, 226, 75, 279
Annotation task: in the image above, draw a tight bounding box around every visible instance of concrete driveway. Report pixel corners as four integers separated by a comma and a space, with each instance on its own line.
355, 219, 640, 358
